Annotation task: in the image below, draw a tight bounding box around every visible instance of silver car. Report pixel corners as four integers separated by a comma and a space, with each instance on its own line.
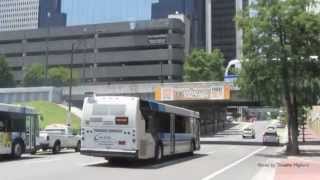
262, 132, 280, 145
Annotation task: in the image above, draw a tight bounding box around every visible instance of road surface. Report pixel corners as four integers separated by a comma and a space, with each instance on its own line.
0, 120, 297, 180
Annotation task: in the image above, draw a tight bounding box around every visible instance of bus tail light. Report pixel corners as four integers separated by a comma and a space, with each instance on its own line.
115, 117, 128, 125
118, 140, 126, 145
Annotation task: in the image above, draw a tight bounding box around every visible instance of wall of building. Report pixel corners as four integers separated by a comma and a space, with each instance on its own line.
0, 19, 186, 85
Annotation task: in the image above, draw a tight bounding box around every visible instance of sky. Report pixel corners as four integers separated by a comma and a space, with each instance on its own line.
61, 0, 159, 26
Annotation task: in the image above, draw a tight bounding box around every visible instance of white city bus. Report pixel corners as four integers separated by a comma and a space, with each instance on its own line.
81, 95, 200, 161
0, 103, 40, 158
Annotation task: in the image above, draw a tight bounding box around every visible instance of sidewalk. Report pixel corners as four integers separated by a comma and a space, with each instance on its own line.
274, 127, 320, 180
298, 126, 320, 144
274, 157, 320, 180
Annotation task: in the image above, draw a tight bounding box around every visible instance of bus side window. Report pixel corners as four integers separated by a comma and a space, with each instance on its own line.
175, 115, 191, 133
157, 112, 170, 133
10, 113, 25, 132
0, 112, 10, 132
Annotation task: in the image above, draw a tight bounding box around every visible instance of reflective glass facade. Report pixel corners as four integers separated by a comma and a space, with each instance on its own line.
152, 0, 206, 49
212, 0, 237, 62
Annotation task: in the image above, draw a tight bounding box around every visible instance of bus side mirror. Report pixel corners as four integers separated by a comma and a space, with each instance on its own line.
40, 115, 44, 121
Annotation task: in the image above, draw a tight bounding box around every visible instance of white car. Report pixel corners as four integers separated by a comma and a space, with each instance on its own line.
38, 124, 81, 154
242, 127, 256, 139
266, 125, 277, 133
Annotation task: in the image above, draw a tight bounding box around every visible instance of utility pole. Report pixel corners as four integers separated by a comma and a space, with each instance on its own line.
67, 28, 87, 126
45, 12, 51, 83
67, 43, 75, 127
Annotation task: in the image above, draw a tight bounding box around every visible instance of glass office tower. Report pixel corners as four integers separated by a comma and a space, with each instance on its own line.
152, 0, 206, 49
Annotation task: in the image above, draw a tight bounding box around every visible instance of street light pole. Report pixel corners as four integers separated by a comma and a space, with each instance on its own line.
67, 30, 88, 126
45, 12, 51, 83
67, 43, 75, 127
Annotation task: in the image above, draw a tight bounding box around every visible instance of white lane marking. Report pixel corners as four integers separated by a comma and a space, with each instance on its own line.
201, 146, 267, 180
252, 145, 286, 180
80, 160, 107, 167
206, 151, 216, 155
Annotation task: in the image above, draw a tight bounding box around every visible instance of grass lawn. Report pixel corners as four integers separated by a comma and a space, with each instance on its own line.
18, 101, 80, 130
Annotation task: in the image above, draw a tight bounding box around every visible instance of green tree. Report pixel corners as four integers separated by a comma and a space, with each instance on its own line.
0, 56, 15, 87
236, 0, 320, 154
23, 64, 45, 87
48, 67, 79, 87
184, 49, 225, 82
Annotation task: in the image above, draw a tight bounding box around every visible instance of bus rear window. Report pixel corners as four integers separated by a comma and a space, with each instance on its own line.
92, 104, 126, 116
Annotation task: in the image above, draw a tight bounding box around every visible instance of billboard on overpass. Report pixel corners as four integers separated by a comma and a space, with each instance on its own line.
155, 84, 231, 101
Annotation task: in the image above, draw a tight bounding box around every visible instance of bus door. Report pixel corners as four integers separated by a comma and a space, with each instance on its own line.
194, 118, 200, 150
25, 115, 35, 151
170, 114, 175, 154
0, 117, 11, 154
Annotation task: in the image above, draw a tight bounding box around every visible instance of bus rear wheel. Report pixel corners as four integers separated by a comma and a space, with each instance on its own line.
188, 141, 195, 156
11, 142, 23, 158
75, 141, 81, 152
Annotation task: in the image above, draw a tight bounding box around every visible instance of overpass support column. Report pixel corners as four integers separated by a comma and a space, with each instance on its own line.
213, 109, 218, 133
